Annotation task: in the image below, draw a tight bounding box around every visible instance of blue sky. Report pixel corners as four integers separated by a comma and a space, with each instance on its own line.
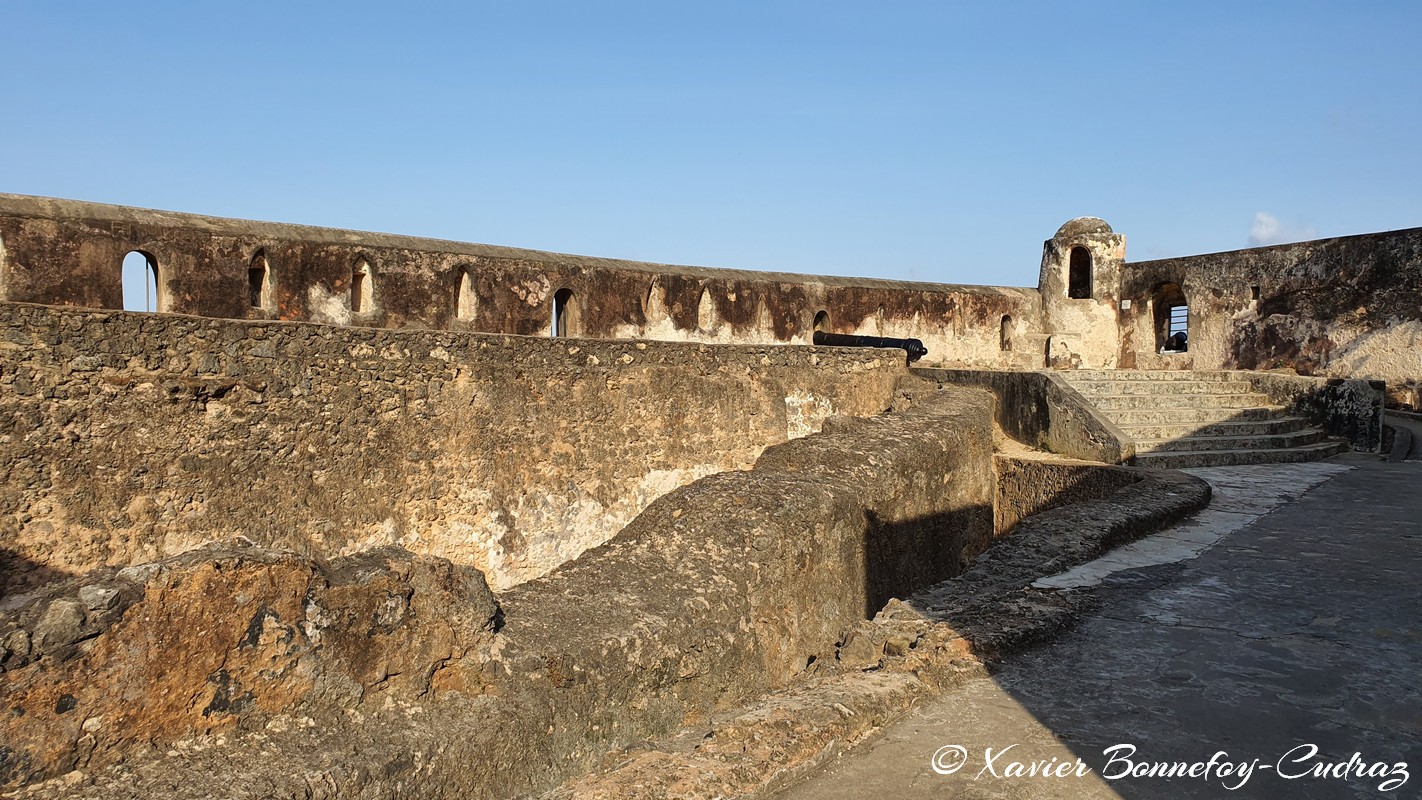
4, 1, 1420, 286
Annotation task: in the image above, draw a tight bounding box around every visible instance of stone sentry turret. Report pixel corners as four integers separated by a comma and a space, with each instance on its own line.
1037, 217, 1127, 370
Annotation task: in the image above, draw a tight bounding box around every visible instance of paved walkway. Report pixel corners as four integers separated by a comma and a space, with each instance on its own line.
776, 455, 1421, 799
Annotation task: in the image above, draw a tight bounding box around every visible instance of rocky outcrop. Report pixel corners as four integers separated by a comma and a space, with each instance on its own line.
0, 543, 501, 789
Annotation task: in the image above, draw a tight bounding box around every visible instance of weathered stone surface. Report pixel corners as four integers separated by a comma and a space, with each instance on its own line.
0, 302, 902, 596
30, 599, 86, 655
920, 367, 1135, 463
2, 380, 1001, 798
76, 584, 119, 611
911, 468, 1210, 657
0, 383, 1216, 799
991, 453, 1141, 535
1241, 370, 1385, 451
835, 623, 888, 670
485, 380, 996, 791
544, 468, 1211, 800
1, 628, 30, 660
1037, 218, 1127, 370
0, 193, 1042, 370
1114, 227, 1422, 392
0, 542, 500, 789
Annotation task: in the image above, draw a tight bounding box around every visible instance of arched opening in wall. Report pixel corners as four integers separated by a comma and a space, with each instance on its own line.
643, 282, 665, 332
456, 267, 477, 321
1152, 283, 1189, 352
696, 287, 716, 331
1067, 247, 1093, 299
248, 250, 272, 310
552, 287, 577, 337
351, 258, 374, 314
875, 305, 885, 336
122, 251, 159, 312
1000, 315, 1013, 352
813, 310, 830, 333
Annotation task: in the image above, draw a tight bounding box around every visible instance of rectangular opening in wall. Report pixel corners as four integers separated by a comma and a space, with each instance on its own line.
1251, 286, 1261, 301
1067, 247, 1093, 299
248, 251, 270, 310
551, 288, 575, 337
1164, 304, 1189, 352
1169, 305, 1188, 336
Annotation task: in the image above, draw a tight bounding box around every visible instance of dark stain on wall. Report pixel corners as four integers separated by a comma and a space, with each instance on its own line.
715, 280, 760, 331
656, 273, 705, 332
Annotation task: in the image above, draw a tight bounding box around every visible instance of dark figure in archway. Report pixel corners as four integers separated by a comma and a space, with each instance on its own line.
1165, 331, 1188, 352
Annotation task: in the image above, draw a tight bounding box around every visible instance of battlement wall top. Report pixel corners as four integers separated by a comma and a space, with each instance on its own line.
0, 193, 1035, 297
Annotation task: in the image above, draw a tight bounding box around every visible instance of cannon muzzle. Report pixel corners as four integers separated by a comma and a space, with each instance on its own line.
812, 331, 928, 363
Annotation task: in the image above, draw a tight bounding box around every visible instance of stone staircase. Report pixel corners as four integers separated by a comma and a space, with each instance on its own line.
1062, 370, 1347, 468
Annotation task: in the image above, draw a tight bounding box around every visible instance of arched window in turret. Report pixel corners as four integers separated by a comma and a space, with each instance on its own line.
1067, 247, 1093, 299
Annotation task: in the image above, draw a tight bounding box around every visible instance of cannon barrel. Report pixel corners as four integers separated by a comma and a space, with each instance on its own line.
812, 331, 928, 362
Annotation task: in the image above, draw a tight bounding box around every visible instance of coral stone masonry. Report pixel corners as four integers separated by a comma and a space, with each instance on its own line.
0, 194, 1411, 796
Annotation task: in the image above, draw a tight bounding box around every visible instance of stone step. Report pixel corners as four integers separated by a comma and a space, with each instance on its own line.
1102, 406, 1288, 426
1089, 392, 1274, 411
1117, 416, 1313, 440
1066, 370, 1238, 382
1070, 379, 1256, 396
1061, 370, 1344, 469
1133, 428, 1328, 453
1132, 441, 1346, 469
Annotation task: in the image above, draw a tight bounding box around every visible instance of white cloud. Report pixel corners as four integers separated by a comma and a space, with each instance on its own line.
1248, 212, 1316, 247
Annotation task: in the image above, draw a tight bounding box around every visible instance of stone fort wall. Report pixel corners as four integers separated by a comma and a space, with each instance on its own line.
1116, 229, 1422, 401
1035, 218, 1422, 397
1, 195, 1418, 594
0, 302, 903, 594
4, 193, 1415, 395
0, 194, 1042, 371
0, 193, 1411, 794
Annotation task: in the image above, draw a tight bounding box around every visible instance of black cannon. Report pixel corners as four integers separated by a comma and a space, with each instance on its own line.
812, 331, 928, 363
